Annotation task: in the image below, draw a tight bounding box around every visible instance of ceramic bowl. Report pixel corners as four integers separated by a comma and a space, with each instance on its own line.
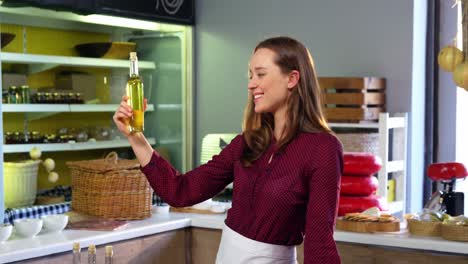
154, 204, 170, 214
13, 218, 43, 238
0, 224, 13, 242
42, 214, 69, 232
74, 42, 136, 59
1, 33, 15, 48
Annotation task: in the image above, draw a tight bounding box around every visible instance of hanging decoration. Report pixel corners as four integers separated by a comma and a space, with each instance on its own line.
437, 45, 464, 72
438, 0, 468, 89
452, 0, 468, 89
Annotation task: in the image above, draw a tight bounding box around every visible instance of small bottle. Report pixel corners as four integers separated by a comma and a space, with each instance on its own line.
87, 244, 96, 264
20, 85, 30, 104
8, 86, 17, 104
126, 52, 144, 133
72, 242, 81, 264
104, 245, 113, 264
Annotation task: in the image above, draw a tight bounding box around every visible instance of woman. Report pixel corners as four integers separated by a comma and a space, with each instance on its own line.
114, 36, 343, 264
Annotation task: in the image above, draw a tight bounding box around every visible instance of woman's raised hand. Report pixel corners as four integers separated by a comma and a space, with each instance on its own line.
113, 96, 148, 136
113, 95, 132, 136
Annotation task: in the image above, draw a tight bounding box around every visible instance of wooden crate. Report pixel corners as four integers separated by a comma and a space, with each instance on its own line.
319, 77, 386, 122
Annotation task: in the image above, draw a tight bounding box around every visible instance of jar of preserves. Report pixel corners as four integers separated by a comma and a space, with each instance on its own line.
31, 131, 43, 143
44, 92, 53, 104
13, 132, 23, 144
75, 93, 84, 104
2, 90, 9, 104
4, 132, 13, 144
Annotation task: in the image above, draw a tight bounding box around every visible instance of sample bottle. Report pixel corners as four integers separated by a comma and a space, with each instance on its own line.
104, 245, 114, 264
87, 244, 96, 264
72, 242, 81, 264
125, 52, 144, 133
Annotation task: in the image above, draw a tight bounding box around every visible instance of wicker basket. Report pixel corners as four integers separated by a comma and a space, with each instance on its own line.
67, 152, 152, 220
335, 132, 379, 156
441, 224, 468, 242
407, 219, 442, 237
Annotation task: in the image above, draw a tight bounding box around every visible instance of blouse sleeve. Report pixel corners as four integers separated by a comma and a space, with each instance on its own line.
303, 135, 343, 264
140, 134, 244, 207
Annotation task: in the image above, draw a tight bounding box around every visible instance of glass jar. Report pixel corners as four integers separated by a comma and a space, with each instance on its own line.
31, 131, 43, 143
53, 92, 61, 104
43, 134, 57, 143
44, 92, 53, 104
4, 132, 13, 144
2, 90, 9, 104
75, 93, 84, 104
13, 132, 23, 144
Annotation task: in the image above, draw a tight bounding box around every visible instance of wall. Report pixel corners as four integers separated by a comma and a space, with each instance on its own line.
195, 0, 426, 211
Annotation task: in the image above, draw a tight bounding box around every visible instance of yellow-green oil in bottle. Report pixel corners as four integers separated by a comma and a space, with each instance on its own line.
126, 52, 144, 132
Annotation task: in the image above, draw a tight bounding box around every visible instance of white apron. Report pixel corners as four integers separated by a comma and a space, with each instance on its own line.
215, 224, 298, 264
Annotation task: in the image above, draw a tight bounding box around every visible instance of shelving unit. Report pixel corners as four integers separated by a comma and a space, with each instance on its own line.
330, 112, 408, 215
0, 5, 194, 225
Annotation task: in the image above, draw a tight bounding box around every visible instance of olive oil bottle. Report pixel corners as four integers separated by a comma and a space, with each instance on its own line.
87, 244, 96, 264
104, 245, 114, 264
126, 52, 144, 133
72, 242, 81, 264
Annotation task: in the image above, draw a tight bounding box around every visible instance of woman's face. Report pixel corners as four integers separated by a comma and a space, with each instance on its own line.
248, 48, 290, 114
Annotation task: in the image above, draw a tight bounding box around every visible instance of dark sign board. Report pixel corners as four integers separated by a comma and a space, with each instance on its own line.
96, 0, 194, 25
2, 0, 194, 25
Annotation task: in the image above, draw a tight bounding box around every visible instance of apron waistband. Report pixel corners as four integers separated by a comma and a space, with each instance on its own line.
220, 223, 296, 260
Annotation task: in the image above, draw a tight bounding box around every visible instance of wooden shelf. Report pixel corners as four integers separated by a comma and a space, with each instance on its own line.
328, 122, 379, 129
2, 138, 156, 153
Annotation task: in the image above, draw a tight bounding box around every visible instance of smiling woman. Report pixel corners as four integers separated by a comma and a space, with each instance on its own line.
114, 36, 343, 264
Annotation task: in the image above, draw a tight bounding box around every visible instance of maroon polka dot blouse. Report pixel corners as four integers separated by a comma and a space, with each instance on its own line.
141, 132, 343, 263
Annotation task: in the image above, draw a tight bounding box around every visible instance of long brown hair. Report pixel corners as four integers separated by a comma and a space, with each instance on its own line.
241, 36, 331, 166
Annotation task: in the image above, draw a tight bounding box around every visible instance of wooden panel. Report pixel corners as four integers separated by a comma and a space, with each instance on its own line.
336, 242, 468, 264
319, 77, 386, 90
325, 93, 385, 105
13, 229, 187, 264
325, 107, 383, 121
190, 227, 222, 263
337, 243, 375, 264
171, 207, 224, 215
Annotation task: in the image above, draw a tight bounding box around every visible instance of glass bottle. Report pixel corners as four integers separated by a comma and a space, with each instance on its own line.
104, 245, 113, 264
20, 85, 30, 104
126, 52, 144, 133
87, 244, 96, 264
72, 242, 81, 264
8, 86, 17, 104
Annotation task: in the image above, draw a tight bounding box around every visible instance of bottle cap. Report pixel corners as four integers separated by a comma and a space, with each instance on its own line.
88, 244, 96, 254
129, 52, 137, 59
73, 242, 80, 251
105, 245, 113, 256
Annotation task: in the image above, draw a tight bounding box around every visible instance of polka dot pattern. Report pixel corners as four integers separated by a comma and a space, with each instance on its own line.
141, 132, 343, 263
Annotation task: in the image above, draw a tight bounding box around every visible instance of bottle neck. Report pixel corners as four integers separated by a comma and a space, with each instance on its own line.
129, 59, 139, 77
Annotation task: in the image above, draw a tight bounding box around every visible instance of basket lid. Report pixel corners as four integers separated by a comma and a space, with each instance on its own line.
66, 152, 140, 172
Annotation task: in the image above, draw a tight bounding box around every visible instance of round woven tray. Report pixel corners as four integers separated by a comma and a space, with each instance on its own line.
407, 219, 441, 237
441, 224, 468, 242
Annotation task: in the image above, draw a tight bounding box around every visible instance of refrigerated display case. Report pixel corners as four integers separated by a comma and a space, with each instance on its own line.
0, 5, 194, 221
